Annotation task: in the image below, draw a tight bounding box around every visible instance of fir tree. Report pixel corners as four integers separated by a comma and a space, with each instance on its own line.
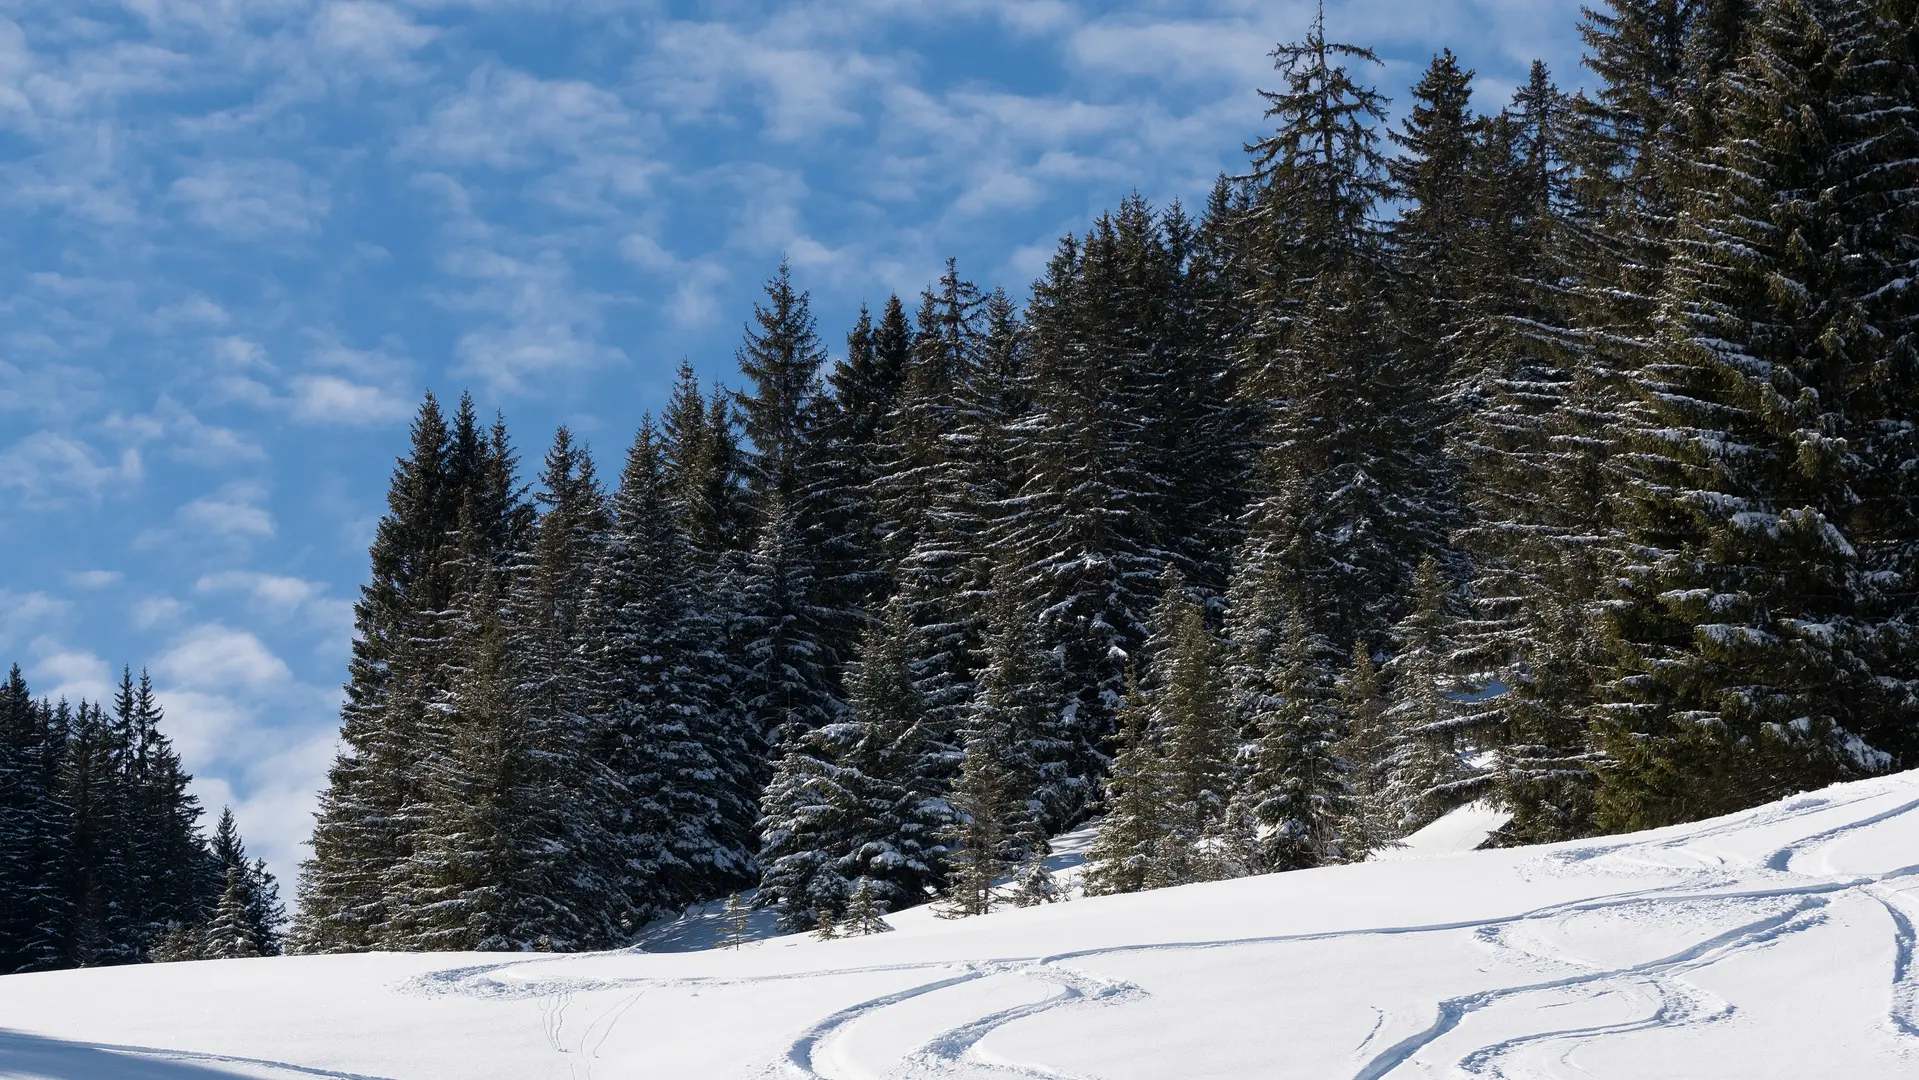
1379, 557, 1477, 832
1235, 612, 1351, 873
1144, 574, 1235, 885
720, 892, 752, 950
1595, 0, 1919, 827
843, 876, 893, 935
1083, 686, 1167, 897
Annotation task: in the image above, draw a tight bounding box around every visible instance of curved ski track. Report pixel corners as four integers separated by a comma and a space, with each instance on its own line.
398, 780, 1919, 1079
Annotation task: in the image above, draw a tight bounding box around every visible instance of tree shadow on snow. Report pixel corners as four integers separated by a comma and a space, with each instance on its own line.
0, 1030, 385, 1080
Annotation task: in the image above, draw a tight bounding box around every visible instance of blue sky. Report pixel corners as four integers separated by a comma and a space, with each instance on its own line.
0, 0, 1586, 891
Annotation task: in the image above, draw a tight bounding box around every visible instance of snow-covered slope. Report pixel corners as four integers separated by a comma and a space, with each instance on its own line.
4, 771, 1918, 1080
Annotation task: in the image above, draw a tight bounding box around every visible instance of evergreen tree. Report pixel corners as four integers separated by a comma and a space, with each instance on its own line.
1235, 612, 1351, 873
1083, 685, 1168, 896
662, 364, 752, 565
1007, 204, 1184, 801
0, 667, 66, 973
588, 421, 759, 918
113, 668, 207, 958
203, 866, 262, 960
734, 260, 828, 513
1379, 557, 1476, 832
736, 496, 842, 747
1595, 0, 1919, 827
939, 713, 1022, 918
1335, 644, 1394, 857
60, 701, 128, 967
208, 807, 284, 956
1236, 11, 1438, 667
720, 892, 752, 949
1144, 575, 1235, 884
300, 394, 472, 952
843, 876, 893, 935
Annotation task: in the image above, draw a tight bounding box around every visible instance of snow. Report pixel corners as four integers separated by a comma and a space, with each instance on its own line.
1370, 799, 1512, 860
5, 773, 1919, 1079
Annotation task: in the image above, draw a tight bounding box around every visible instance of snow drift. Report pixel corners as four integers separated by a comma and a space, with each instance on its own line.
3, 770, 1917, 1079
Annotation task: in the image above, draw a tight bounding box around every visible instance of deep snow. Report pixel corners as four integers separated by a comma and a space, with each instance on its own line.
3, 771, 1917, 1079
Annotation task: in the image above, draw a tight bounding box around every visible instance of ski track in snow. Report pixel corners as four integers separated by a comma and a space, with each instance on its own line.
15, 777, 1914, 1080
405, 778, 1919, 1080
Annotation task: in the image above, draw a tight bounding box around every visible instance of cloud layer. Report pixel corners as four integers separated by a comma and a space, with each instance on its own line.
0, 0, 1590, 895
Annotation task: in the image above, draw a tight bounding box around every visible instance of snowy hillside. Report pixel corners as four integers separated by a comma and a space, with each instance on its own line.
4, 772, 1918, 1079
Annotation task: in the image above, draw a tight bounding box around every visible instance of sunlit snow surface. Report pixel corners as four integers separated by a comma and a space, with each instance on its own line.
4, 772, 1919, 1079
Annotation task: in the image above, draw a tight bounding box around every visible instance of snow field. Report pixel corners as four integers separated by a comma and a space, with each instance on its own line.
3, 770, 1918, 1079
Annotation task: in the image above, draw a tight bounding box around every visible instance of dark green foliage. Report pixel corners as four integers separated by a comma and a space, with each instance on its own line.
1594, 0, 1919, 827
0, 670, 276, 971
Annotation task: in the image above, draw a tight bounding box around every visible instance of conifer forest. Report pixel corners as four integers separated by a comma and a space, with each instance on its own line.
4, 0, 1916, 966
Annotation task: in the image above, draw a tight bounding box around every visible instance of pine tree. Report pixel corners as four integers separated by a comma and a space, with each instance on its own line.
1594, 0, 1919, 827
1007, 205, 1184, 802
299, 393, 473, 952
734, 260, 827, 513
1379, 557, 1476, 833
0, 667, 67, 973
967, 561, 1075, 842
1235, 612, 1350, 873
208, 808, 284, 956
939, 713, 1022, 918
736, 496, 841, 748
587, 421, 759, 918
1235, 11, 1438, 668
113, 668, 207, 958
662, 365, 752, 566
843, 875, 893, 934
1010, 859, 1062, 907
1083, 686, 1167, 897
1144, 574, 1235, 885
203, 866, 262, 960
59, 700, 129, 967
720, 892, 752, 949
1335, 644, 1394, 857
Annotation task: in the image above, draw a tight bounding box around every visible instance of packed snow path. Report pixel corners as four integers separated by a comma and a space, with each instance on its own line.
4, 772, 1918, 1079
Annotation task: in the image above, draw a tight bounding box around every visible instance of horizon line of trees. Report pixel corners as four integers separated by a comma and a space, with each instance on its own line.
274, 0, 1914, 950
0, 666, 286, 973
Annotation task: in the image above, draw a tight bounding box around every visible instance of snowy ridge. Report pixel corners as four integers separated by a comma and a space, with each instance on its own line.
4, 771, 1919, 1078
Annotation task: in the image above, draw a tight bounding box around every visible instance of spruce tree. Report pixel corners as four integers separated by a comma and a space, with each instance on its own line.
1235, 11, 1437, 668
203, 866, 263, 960
587, 420, 759, 917
1379, 557, 1476, 832
299, 394, 470, 952
1595, 0, 1919, 826
1083, 686, 1167, 897
843, 876, 893, 935
1235, 612, 1350, 873
1144, 574, 1235, 885
1007, 205, 1183, 801
0, 667, 67, 973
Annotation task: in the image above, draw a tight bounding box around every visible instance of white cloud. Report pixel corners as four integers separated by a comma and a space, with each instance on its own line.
0, 590, 70, 653
0, 430, 141, 507
173, 487, 276, 540
132, 595, 188, 630
154, 623, 293, 690
441, 247, 622, 391
311, 1, 439, 74
404, 64, 642, 171
290, 374, 411, 424
31, 646, 113, 706
104, 395, 267, 466
168, 158, 331, 239
195, 570, 356, 642
65, 569, 123, 589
